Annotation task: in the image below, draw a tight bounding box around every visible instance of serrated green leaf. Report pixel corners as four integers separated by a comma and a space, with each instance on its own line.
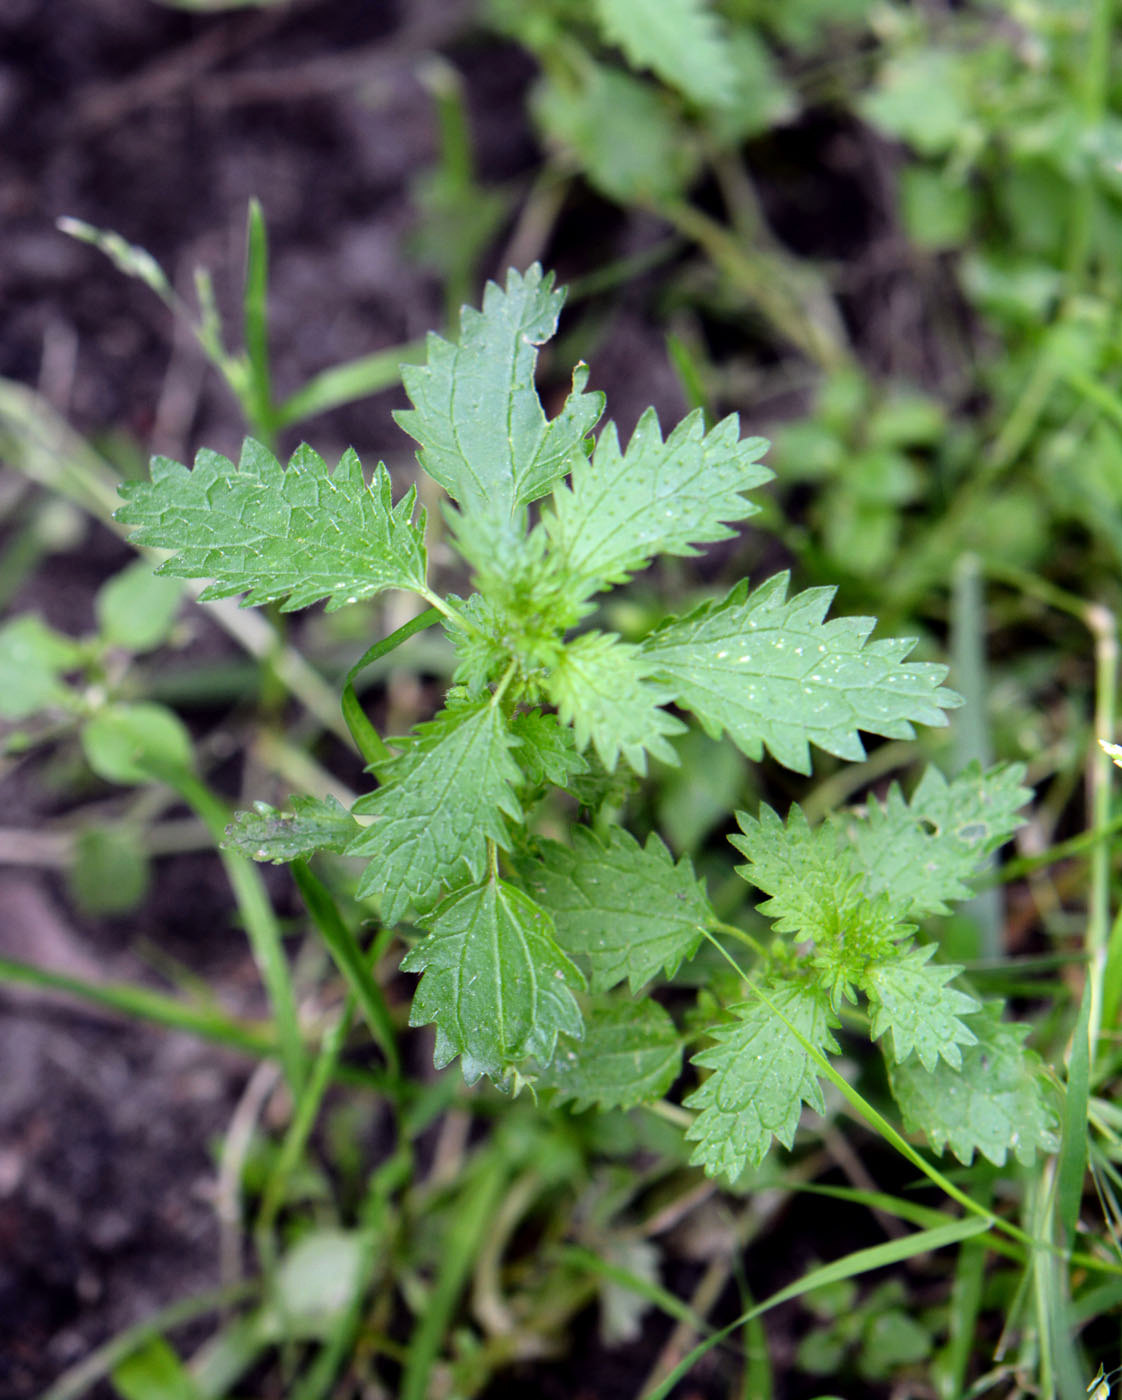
348, 701, 522, 922
401, 876, 584, 1083
845, 762, 1030, 916
396, 265, 603, 522
889, 1003, 1060, 1167
533, 62, 698, 205
223, 795, 359, 864
0, 614, 81, 719
509, 709, 589, 789
591, 0, 738, 107
545, 408, 770, 602
865, 944, 980, 1072
685, 981, 840, 1180
642, 573, 960, 774
520, 827, 712, 992
730, 804, 908, 983
546, 630, 685, 775
533, 998, 682, 1110
115, 439, 427, 612
443, 592, 510, 692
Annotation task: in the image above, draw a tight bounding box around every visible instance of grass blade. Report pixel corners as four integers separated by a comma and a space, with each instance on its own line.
340, 608, 440, 765
1058, 977, 1092, 1241
275, 342, 425, 428
170, 767, 307, 1093
242, 197, 273, 439
291, 860, 400, 1075
0, 954, 274, 1057
399, 1152, 509, 1400
641, 1217, 991, 1400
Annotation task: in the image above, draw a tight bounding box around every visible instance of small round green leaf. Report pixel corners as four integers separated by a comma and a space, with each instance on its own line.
68, 825, 150, 915
96, 558, 182, 652
81, 702, 194, 785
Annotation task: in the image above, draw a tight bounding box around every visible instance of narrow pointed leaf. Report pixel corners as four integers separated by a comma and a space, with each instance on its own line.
889, 1004, 1060, 1167
546, 630, 685, 775
642, 573, 961, 774
685, 982, 840, 1180
348, 702, 522, 922
546, 408, 770, 600
520, 827, 712, 992
401, 876, 584, 1083
116, 439, 427, 612
395, 265, 603, 520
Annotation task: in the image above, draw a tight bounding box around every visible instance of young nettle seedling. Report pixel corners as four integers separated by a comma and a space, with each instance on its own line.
116, 266, 1058, 1180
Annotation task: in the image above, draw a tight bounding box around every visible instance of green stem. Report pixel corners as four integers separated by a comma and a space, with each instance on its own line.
256, 996, 353, 1248
709, 917, 767, 959
291, 859, 401, 1075
399, 1150, 510, 1400
341, 607, 441, 765
951, 553, 1001, 958
0, 953, 275, 1057
1065, 0, 1114, 289
1088, 603, 1119, 1045
170, 768, 307, 1094
40, 1281, 258, 1400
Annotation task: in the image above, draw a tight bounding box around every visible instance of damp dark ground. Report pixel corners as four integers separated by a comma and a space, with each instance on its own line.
0, 3, 957, 1396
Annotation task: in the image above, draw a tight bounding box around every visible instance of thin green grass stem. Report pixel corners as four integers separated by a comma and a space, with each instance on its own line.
242, 198, 275, 443
1064, 0, 1114, 289
275, 341, 425, 428
340, 607, 440, 764
291, 859, 400, 1075
40, 1281, 258, 1400
951, 552, 1001, 958
169, 768, 307, 1094
399, 1150, 509, 1400
0, 953, 274, 1057
256, 995, 354, 1257
642, 1217, 992, 1400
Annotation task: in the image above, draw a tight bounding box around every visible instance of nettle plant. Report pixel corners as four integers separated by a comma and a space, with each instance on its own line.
117, 266, 1059, 1181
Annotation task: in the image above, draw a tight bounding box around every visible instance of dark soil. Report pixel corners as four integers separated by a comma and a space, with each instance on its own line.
0, 3, 937, 1397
